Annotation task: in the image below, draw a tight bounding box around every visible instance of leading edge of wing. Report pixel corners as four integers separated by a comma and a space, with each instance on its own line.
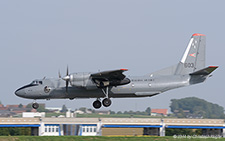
91, 69, 128, 80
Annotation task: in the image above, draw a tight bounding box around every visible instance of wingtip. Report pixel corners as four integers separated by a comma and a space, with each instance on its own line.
120, 69, 128, 71
209, 66, 219, 68
192, 33, 206, 37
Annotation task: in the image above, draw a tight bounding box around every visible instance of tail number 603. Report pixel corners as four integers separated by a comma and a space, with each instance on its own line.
184, 63, 194, 68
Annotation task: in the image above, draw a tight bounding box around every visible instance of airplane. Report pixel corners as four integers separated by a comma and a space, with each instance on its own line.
15, 33, 218, 109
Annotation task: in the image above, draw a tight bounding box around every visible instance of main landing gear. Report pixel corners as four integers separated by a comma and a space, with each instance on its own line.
93, 87, 112, 109
102, 98, 111, 107
93, 98, 112, 109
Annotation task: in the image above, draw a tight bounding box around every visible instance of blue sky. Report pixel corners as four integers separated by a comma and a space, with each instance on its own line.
0, 1, 224, 111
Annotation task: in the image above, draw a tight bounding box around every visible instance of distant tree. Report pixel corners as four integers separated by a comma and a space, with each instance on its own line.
0, 101, 2, 104
18, 104, 23, 108
166, 128, 202, 136
145, 107, 151, 115
79, 107, 86, 112
26, 104, 32, 108
26, 109, 31, 112
170, 97, 225, 119
0, 127, 31, 136
117, 111, 122, 114
124, 110, 134, 115
61, 105, 68, 113
110, 110, 116, 114
37, 104, 48, 112
87, 108, 93, 112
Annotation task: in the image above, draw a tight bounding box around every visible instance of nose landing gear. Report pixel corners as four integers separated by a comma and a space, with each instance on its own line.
32, 102, 39, 109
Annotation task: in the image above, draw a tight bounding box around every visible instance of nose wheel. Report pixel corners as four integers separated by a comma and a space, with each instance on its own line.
32, 102, 39, 109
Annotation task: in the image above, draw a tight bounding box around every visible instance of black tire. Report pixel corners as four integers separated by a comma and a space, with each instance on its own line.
93, 100, 102, 109
102, 98, 112, 107
32, 103, 39, 109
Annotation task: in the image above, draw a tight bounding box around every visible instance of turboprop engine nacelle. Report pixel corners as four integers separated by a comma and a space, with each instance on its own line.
68, 72, 97, 90
69, 72, 91, 87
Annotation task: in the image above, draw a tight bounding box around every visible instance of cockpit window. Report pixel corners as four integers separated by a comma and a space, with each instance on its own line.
31, 80, 43, 85
31, 81, 37, 85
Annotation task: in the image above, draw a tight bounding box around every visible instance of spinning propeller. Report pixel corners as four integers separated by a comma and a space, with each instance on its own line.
59, 66, 70, 93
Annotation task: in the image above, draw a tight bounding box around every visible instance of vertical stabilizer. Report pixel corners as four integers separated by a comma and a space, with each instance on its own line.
175, 33, 206, 75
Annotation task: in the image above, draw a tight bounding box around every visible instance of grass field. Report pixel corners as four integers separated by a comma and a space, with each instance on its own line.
0, 136, 224, 141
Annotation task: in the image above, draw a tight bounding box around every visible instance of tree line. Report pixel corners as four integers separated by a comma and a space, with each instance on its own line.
170, 97, 224, 119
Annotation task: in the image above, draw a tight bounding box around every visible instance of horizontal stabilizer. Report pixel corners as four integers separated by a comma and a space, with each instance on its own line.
190, 66, 218, 75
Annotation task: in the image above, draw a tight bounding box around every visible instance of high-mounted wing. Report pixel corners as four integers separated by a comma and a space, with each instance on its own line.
91, 69, 130, 88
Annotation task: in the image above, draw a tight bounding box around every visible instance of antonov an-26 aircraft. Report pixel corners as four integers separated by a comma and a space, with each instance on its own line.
15, 33, 218, 109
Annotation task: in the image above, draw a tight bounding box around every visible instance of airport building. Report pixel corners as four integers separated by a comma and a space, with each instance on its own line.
0, 117, 225, 136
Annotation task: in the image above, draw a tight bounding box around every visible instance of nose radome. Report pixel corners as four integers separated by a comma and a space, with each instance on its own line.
15, 88, 25, 97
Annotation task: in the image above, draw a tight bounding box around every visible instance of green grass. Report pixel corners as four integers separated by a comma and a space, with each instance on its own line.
0, 136, 224, 141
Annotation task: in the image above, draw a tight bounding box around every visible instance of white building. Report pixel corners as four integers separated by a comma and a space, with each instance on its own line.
81, 125, 98, 136
22, 112, 45, 118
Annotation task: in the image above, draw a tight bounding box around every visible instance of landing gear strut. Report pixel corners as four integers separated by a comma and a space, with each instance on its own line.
32, 102, 39, 109
101, 87, 112, 107
92, 86, 113, 109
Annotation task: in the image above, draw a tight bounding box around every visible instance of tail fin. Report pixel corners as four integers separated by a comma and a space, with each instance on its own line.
175, 33, 206, 75
149, 33, 207, 76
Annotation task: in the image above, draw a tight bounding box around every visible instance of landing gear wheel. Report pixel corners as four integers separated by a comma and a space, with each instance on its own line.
102, 98, 112, 107
32, 103, 39, 109
93, 100, 102, 109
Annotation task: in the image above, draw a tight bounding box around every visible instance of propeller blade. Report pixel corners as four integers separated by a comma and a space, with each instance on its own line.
58, 70, 61, 78
62, 66, 70, 81
66, 80, 68, 93
67, 65, 69, 76
62, 65, 70, 94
